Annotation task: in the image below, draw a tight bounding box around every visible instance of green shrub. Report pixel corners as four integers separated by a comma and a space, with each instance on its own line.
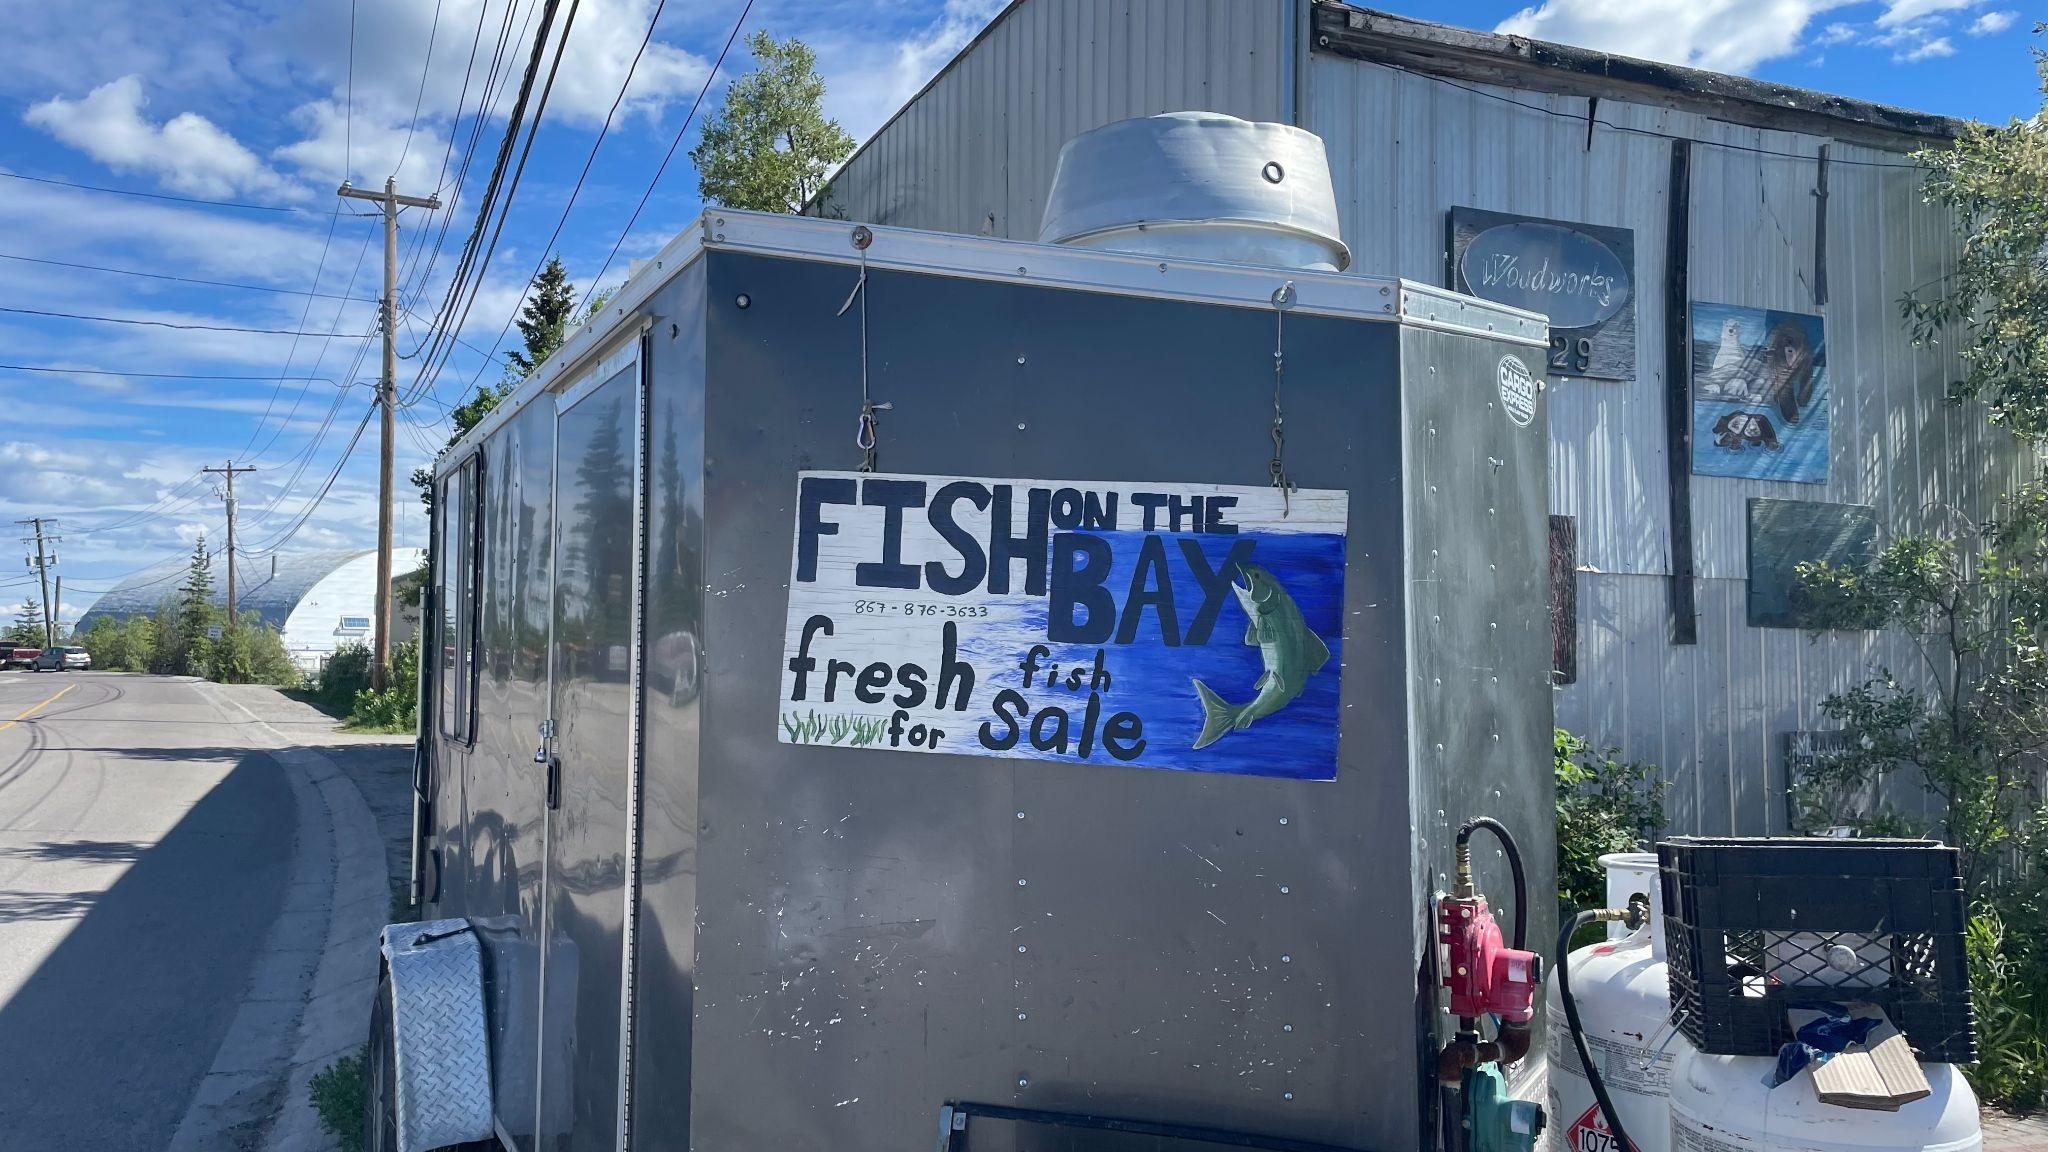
308, 1048, 364, 1152
1966, 906, 2048, 1111
201, 616, 300, 686
79, 615, 156, 672
318, 643, 375, 709
1555, 728, 1667, 918
345, 638, 419, 732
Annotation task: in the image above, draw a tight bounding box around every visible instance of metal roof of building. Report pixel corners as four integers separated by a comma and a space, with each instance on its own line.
74, 549, 376, 631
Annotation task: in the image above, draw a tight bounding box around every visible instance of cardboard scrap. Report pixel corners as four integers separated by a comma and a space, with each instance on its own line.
1811, 1017, 1933, 1111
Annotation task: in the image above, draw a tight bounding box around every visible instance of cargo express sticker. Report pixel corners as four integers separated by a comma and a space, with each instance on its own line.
779, 472, 1348, 780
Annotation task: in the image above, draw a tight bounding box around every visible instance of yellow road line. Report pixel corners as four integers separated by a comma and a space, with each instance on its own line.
0, 683, 76, 732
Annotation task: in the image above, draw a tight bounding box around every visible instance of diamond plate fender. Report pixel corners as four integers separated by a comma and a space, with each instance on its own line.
381, 919, 494, 1151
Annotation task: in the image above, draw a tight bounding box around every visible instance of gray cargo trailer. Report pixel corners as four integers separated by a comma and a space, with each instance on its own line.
380, 195, 1556, 1152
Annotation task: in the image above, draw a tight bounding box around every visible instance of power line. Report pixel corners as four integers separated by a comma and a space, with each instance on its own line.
244, 402, 379, 555
0, 251, 374, 301
0, 362, 345, 384
345, 0, 358, 179
65, 466, 216, 536
232, 198, 360, 460
400, 305, 507, 366
392, 0, 446, 180
0, 305, 375, 337
399, 0, 534, 317
0, 170, 347, 215
402, 0, 574, 406
1420, 72, 1927, 169
467, 0, 674, 386
579, 0, 754, 312
244, 228, 383, 463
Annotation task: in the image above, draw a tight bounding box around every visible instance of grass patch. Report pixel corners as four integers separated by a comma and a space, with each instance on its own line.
342, 717, 415, 735
309, 1047, 365, 1152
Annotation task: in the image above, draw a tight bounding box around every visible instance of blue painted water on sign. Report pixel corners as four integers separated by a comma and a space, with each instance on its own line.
953, 529, 1347, 780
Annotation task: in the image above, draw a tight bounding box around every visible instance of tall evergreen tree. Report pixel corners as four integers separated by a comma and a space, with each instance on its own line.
5, 598, 45, 646
177, 538, 219, 661
413, 257, 592, 511
505, 256, 580, 378
179, 538, 214, 610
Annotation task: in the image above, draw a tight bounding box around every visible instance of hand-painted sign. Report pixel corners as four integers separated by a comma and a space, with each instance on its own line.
778, 472, 1347, 780
1691, 303, 1829, 484
1450, 207, 1637, 382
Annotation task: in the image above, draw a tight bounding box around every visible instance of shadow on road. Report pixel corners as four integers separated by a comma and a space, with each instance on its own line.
0, 749, 297, 1149
0, 838, 150, 864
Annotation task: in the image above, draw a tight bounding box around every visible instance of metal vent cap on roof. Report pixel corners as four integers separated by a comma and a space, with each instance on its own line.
1038, 111, 1351, 272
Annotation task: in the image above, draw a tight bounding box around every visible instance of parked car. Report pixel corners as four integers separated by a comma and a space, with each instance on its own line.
2, 646, 41, 670
31, 646, 90, 672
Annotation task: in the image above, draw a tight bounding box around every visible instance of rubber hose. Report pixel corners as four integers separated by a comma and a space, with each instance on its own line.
1558, 908, 1633, 1152
1456, 816, 1527, 951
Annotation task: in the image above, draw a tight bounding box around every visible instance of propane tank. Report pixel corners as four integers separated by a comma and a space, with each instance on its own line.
1669, 1045, 1982, 1152
1546, 853, 1674, 1152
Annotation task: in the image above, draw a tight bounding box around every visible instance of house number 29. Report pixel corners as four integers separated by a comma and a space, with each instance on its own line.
1548, 333, 1593, 374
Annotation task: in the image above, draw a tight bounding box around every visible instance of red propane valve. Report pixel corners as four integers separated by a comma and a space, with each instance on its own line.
1439, 892, 1542, 1022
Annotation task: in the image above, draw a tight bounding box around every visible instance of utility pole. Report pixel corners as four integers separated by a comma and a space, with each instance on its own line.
53, 575, 60, 641
202, 462, 257, 625
15, 517, 56, 648
338, 176, 440, 691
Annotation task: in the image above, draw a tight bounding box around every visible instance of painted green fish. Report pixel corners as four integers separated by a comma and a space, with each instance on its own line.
1191, 562, 1331, 749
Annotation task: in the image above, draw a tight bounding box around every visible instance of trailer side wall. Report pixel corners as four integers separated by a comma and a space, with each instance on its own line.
688, 248, 1422, 1151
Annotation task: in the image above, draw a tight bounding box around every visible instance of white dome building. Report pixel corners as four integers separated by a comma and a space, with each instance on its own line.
75, 547, 424, 673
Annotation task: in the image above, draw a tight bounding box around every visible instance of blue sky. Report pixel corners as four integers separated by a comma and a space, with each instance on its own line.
0, 0, 2039, 627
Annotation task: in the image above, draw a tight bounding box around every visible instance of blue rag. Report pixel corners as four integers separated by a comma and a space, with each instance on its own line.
1767, 1003, 1884, 1087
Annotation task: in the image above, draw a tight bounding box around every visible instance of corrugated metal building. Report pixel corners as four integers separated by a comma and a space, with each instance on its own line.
811, 2, 2029, 836
76, 547, 424, 672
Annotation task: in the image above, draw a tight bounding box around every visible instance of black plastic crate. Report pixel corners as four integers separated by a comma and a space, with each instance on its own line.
1657, 837, 1976, 1063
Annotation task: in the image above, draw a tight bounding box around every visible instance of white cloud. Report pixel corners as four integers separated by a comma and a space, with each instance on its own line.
0, 442, 163, 508
815, 0, 1006, 140
1876, 0, 1980, 27
1494, 0, 1852, 74
23, 76, 295, 199
1969, 10, 2018, 34
271, 98, 452, 190
276, 0, 710, 129
1866, 14, 1966, 60
542, 0, 713, 125
0, 167, 344, 284
1814, 21, 1861, 44
1897, 33, 1958, 58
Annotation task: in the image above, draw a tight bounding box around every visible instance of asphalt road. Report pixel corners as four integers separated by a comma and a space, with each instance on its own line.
0, 671, 297, 1150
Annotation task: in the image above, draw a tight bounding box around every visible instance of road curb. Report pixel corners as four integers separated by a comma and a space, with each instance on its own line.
168, 684, 391, 1152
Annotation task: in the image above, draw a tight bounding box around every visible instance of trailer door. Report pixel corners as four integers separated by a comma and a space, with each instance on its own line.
536, 340, 645, 1151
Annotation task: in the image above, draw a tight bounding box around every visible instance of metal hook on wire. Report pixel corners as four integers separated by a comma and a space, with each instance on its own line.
1269, 281, 1297, 516
838, 226, 889, 472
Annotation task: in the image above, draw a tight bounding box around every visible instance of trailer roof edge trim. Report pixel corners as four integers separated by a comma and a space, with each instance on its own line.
434, 210, 1547, 476
1315, 4, 1965, 149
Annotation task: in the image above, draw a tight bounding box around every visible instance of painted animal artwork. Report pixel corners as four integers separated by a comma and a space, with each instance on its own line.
1712, 410, 1780, 452
1692, 303, 1829, 484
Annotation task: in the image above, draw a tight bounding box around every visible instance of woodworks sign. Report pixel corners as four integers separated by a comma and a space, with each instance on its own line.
1449, 206, 1638, 383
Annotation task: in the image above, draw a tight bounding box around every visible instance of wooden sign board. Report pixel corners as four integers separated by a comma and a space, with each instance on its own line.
1449, 207, 1637, 382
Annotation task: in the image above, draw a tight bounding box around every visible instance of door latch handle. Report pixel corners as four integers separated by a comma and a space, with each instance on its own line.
534, 718, 556, 764
545, 755, 562, 811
